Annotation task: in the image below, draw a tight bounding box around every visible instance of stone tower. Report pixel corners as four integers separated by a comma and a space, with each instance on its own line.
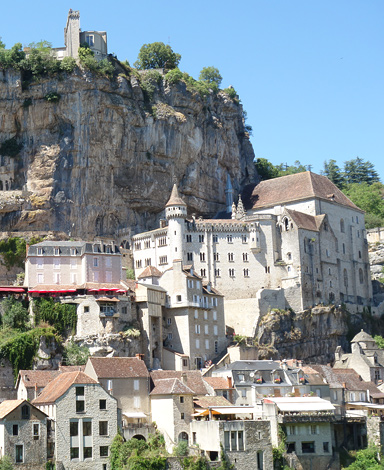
165, 184, 187, 262
64, 9, 80, 59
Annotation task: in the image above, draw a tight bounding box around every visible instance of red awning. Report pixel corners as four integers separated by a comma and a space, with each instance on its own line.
0, 287, 26, 293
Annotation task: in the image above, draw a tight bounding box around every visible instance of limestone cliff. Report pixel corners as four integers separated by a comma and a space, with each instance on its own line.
0, 68, 256, 239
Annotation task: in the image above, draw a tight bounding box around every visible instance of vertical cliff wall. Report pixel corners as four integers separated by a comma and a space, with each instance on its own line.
0, 69, 256, 239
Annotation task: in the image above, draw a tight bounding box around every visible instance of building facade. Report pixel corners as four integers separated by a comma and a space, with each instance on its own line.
132, 173, 372, 336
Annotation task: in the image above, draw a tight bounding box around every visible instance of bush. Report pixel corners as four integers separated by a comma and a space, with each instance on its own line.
0, 237, 26, 268
343, 445, 382, 469
44, 92, 61, 103
199, 66, 222, 92
165, 68, 183, 84
33, 297, 77, 335
140, 70, 163, 102
1, 298, 29, 330
60, 56, 76, 73
223, 87, 238, 101
0, 455, 14, 470
63, 341, 89, 366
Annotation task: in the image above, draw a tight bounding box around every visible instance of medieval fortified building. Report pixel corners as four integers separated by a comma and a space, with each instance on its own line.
0, 9, 381, 470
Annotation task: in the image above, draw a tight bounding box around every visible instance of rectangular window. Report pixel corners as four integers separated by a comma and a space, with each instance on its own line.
86, 34, 94, 46
214, 325, 218, 336
200, 252, 206, 262
54, 258, 60, 269
167, 318, 172, 325
302, 442, 315, 454
242, 235, 247, 243
105, 257, 112, 268
213, 234, 218, 243
70, 447, 79, 460
93, 257, 99, 267
71, 248, 77, 256
231, 431, 237, 451
37, 273, 44, 284
70, 421, 79, 436
15, 445, 23, 463
199, 235, 204, 243
227, 234, 233, 243
54, 272, 60, 284
100, 399, 107, 410
238, 431, 244, 451
76, 401, 85, 413
323, 442, 329, 453
194, 310, 198, 319
186, 234, 192, 243
76, 386, 84, 396
13, 424, 18, 436
204, 310, 208, 320
99, 421, 108, 436
32, 422, 40, 439
100, 446, 109, 457
168, 333, 173, 340
83, 420, 92, 436
134, 396, 141, 409
134, 379, 139, 391
180, 396, 184, 403
181, 413, 185, 420
204, 325, 209, 334
213, 311, 217, 321
71, 258, 77, 269
241, 389, 247, 398
224, 431, 230, 450
205, 339, 209, 350
215, 268, 221, 277
196, 339, 200, 349
84, 447, 92, 459
195, 325, 200, 334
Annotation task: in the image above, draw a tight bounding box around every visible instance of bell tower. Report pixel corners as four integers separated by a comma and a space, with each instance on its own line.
165, 184, 187, 262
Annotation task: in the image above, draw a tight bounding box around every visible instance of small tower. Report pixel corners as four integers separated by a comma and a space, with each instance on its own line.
64, 9, 80, 59
165, 184, 187, 262
225, 174, 234, 214
236, 195, 246, 220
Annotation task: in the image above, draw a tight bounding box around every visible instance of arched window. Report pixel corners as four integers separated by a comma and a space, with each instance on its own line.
283, 218, 289, 231
178, 432, 189, 443
340, 219, 345, 233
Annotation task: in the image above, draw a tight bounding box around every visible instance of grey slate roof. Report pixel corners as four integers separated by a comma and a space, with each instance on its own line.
28, 240, 120, 256
351, 330, 375, 343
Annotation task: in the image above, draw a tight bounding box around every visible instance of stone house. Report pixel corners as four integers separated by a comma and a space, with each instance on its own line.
53, 10, 107, 61
84, 356, 151, 438
150, 370, 210, 397
132, 173, 371, 337
263, 396, 337, 470
150, 377, 195, 452
32, 371, 117, 470
203, 376, 236, 403
190, 418, 273, 469
0, 399, 48, 469
132, 279, 166, 369
158, 260, 227, 370
333, 330, 384, 384
212, 360, 312, 405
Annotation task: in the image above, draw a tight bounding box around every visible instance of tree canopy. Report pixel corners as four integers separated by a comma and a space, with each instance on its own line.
199, 66, 222, 91
134, 42, 181, 70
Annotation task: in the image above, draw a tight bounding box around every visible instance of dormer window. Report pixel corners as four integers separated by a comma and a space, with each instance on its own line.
93, 245, 99, 253
37, 248, 43, 256
238, 374, 245, 382
71, 248, 76, 256
54, 248, 60, 256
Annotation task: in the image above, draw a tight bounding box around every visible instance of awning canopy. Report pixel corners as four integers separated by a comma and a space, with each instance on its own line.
0, 287, 26, 293
123, 412, 147, 418
96, 297, 120, 302
210, 406, 255, 415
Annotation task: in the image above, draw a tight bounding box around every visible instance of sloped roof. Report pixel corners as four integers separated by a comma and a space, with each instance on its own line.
165, 184, 186, 207
194, 396, 232, 408
351, 330, 375, 343
214, 360, 281, 373
150, 378, 195, 395
286, 209, 325, 232
331, 369, 369, 391
250, 172, 362, 211
138, 266, 163, 279
18, 370, 61, 389
203, 377, 234, 390
87, 357, 149, 378
308, 365, 344, 389
32, 371, 97, 405
0, 400, 24, 419
150, 371, 208, 395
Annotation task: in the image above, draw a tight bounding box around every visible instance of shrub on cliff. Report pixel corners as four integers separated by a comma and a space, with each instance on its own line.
199, 66, 222, 92
135, 42, 181, 70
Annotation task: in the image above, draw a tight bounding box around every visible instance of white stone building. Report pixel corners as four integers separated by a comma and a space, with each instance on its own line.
132, 172, 372, 336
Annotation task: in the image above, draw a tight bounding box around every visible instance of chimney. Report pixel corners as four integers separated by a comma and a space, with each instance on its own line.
34, 383, 38, 400
227, 376, 232, 388
181, 373, 187, 385
26, 244, 30, 256
136, 354, 144, 361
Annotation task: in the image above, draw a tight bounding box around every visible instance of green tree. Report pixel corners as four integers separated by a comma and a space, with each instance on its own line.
199, 66, 222, 91
374, 335, 384, 349
343, 445, 383, 469
0, 43, 25, 69
134, 42, 181, 70
0, 238, 27, 270
322, 159, 345, 188
255, 158, 280, 180
344, 157, 380, 185
1, 298, 29, 331
277, 160, 308, 176
343, 182, 384, 228
0, 38, 5, 49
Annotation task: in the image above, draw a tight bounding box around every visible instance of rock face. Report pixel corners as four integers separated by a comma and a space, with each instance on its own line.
0, 69, 256, 239
368, 241, 384, 307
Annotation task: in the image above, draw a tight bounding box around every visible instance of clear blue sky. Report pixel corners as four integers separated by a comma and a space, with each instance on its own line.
1, 1, 383, 179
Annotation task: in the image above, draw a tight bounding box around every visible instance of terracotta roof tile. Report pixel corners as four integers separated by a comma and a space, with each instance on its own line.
138, 266, 163, 279
250, 172, 361, 211
18, 370, 61, 389
32, 371, 97, 405
88, 357, 149, 378
150, 371, 208, 395
203, 377, 234, 390
150, 378, 195, 395
194, 396, 232, 408
0, 400, 25, 419
165, 184, 186, 207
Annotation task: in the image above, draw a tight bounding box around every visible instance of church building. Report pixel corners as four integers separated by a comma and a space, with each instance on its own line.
132, 172, 372, 337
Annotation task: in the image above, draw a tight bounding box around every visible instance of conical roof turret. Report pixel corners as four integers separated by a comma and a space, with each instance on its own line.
165, 184, 187, 207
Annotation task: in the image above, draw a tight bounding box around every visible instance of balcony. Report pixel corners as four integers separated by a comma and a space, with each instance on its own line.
278, 412, 335, 424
